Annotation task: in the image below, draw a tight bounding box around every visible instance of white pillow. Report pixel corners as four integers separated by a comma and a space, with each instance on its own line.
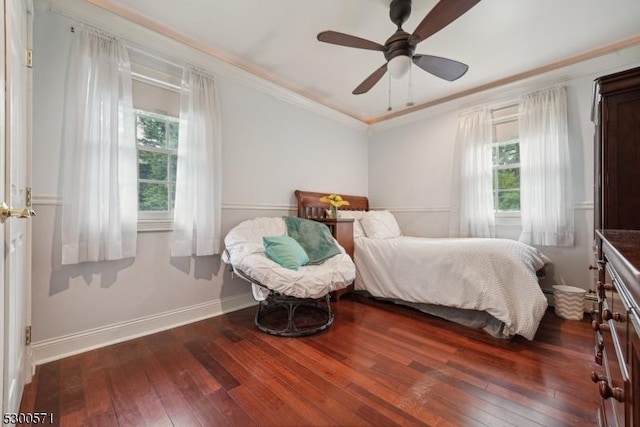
337, 210, 366, 238
360, 210, 402, 239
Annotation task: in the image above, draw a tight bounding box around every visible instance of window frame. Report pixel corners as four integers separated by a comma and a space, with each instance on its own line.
129, 53, 183, 232
135, 108, 180, 230
490, 106, 521, 216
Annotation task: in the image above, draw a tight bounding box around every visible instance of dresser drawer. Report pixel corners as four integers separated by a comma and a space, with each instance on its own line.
592, 290, 627, 427
605, 269, 630, 367
596, 342, 626, 427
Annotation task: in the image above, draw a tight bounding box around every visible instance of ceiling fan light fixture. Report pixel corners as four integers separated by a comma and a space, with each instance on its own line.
317, 0, 481, 94
387, 54, 412, 79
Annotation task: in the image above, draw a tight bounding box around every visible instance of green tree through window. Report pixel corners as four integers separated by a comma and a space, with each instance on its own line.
491, 106, 520, 212
136, 110, 179, 212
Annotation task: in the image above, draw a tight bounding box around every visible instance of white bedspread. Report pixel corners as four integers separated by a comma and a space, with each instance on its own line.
354, 236, 549, 340
223, 217, 356, 300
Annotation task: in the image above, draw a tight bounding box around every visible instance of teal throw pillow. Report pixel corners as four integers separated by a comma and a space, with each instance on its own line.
283, 216, 342, 264
263, 235, 310, 270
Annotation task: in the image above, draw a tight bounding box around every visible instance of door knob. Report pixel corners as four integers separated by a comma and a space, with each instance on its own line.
0, 202, 36, 223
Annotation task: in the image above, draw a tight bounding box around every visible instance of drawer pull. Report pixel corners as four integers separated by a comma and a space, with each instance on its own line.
592, 320, 610, 333
597, 281, 615, 292
590, 371, 606, 383
602, 309, 627, 323
598, 381, 624, 402
596, 281, 616, 299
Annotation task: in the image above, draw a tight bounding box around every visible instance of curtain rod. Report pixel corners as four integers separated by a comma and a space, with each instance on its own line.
67, 24, 218, 83
69, 25, 186, 71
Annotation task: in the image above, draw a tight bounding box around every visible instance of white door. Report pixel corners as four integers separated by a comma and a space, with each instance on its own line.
2, 0, 33, 414
0, 0, 5, 412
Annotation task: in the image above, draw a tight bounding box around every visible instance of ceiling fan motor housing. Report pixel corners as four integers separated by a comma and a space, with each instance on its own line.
386, 0, 415, 61
384, 29, 415, 61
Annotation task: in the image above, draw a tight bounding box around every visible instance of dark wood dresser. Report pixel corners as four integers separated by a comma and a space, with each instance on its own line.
592, 66, 640, 426
594, 230, 640, 426
593, 66, 640, 232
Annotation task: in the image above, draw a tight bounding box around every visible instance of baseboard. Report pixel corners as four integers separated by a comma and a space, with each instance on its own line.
31, 293, 257, 367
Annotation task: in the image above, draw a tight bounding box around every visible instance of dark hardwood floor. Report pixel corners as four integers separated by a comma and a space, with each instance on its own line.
20, 295, 600, 426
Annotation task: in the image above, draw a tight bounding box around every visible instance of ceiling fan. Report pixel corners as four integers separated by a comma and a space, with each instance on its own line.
317, 0, 481, 94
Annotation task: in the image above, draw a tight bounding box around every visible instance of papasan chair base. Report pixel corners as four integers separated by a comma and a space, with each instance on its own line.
255, 290, 333, 337
234, 268, 333, 337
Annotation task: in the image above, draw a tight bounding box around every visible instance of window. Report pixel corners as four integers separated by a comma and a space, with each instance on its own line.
491, 105, 520, 212
136, 110, 179, 214
130, 60, 182, 229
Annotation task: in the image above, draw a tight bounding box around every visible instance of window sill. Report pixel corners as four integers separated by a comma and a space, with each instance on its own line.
495, 211, 521, 227
138, 218, 173, 232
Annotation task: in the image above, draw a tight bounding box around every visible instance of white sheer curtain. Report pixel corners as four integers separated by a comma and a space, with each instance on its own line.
61, 26, 137, 264
171, 69, 222, 257
518, 86, 574, 247
449, 107, 496, 238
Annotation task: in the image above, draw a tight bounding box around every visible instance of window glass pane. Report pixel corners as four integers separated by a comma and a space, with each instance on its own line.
168, 122, 179, 149
497, 168, 520, 190
135, 108, 179, 216
139, 182, 169, 211
138, 150, 168, 180
498, 190, 520, 211
137, 115, 167, 147
497, 143, 519, 165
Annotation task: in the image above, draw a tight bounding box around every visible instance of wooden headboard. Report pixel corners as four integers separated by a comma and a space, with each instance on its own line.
295, 190, 369, 219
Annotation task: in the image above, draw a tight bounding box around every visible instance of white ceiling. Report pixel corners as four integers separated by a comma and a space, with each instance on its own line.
91, 0, 640, 124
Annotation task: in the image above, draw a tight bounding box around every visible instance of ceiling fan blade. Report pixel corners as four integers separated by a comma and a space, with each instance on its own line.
413, 54, 469, 81
353, 63, 388, 95
410, 0, 481, 45
317, 30, 385, 51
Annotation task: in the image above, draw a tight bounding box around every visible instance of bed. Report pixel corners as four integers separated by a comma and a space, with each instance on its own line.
295, 190, 550, 340
223, 216, 356, 337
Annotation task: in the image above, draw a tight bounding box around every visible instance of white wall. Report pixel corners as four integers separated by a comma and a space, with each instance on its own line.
368, 50, 640, 293
31, 9, 368, 361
